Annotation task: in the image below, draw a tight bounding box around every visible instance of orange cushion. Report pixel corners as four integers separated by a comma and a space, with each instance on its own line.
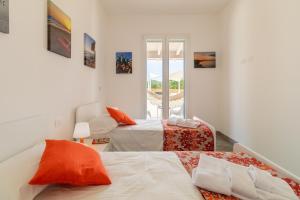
106, 107, 136, 125
29, 140, 111, 186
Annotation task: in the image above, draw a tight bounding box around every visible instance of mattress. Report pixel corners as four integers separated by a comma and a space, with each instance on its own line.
109, 119, 164, 151
35, 152, 204, 200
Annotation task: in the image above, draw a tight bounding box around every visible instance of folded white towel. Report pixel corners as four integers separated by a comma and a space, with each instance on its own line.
248, 166, 298, 200
256, 189, 294, 200
192, 157, 298, 200
176, 119, 201, 129
230, 163, 258, 199
192, 154, 232, 196
192, 155, 258, 199
167, 117, 178, 126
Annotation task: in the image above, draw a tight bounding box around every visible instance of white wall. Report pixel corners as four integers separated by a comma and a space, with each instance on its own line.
105, 14, 221, 129
0, 0, 107, 139
219, 0, 300, 176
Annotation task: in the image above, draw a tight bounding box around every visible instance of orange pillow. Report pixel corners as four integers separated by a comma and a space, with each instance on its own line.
29, 140, 111, 186
106, 107, 136, 125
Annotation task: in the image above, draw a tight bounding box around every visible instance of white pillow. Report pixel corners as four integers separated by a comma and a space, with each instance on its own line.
89, 115, 118, 137
0, 142, 47, 200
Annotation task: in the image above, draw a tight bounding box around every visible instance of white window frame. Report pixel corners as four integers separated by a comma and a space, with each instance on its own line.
143, 35, 190, 119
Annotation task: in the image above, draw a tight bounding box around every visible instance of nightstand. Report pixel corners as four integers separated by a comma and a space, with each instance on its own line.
85, 139, 110, 152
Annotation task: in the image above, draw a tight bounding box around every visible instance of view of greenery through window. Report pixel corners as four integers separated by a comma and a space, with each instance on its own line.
146, 41, 185, 119
149, 80, 184, 90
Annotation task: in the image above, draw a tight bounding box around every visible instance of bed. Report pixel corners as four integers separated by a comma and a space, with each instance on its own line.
34, 152, 204, 200
76, 102, 216, 152
35, 144, 300, 200
107, 119, 215, 152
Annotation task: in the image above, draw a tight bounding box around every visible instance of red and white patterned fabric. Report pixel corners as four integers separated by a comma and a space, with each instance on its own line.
163, 120, 214, 151
175, 151, 300, 200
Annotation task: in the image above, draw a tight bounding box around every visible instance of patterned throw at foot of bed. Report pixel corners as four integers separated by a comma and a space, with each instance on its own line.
175, 151, 300, 200
163, 120, 215, 151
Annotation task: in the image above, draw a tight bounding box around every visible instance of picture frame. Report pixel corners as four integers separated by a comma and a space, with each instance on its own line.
116, 52, 133, 74
84, 33, 96, 68
194, 52, 216, 68
47, 0, 72, 58
0, 0, 9, 34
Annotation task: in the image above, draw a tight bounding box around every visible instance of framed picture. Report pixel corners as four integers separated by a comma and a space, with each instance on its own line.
84, 33, 96, 68
194, 52, 216, 68
116, 52, 132, 74
0, 0, 9, 34
47, 0, 71, 58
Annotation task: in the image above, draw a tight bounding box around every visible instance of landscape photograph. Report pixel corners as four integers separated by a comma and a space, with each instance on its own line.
84, 33, 96, 68
194, 52, 216, 68
47, 0, 71, 58
0, 0, 9, 33
116, 52, 132, 74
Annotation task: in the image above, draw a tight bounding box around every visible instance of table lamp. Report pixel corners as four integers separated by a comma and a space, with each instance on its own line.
73, 122, 90, 143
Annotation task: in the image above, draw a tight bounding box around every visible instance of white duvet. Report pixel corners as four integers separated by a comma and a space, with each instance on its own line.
109, 120, 164, 151
35, 152, 204, 200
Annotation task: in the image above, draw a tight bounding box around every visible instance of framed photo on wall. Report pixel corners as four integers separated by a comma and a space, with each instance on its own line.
47, 0, 71, 58
0, 0, 9, 34
84, 33, 96, 68
194, 52, 216, 68
116, 52, 132, 74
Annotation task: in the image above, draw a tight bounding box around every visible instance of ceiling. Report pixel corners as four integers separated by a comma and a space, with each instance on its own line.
100, 0, 230, 15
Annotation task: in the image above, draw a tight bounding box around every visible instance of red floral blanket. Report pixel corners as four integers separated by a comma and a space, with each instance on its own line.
163, 120, 214, 151
175, 151, 300, 200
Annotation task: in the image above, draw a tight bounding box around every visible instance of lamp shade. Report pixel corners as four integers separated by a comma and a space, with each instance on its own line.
73, 122, 90, 139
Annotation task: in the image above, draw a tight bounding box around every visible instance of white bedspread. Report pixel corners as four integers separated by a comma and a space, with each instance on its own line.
110, 119, 163, 151
35, 152, 204, 200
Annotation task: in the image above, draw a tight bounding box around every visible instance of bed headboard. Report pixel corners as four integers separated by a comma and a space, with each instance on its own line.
76, 102, 102, 123
0, 115, 50, 162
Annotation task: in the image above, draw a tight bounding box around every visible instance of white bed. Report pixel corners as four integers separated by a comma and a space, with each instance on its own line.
102, 118, 216, 152
90, 118, 216, 152
75, 102, 216, 152
76, 102, 164, 151
35, 152, 204, 200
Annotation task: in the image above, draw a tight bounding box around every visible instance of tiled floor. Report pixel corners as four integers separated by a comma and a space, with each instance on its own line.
216, 132, 235, 152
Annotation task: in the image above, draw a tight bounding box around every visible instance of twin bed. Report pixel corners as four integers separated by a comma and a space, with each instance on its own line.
33, 149, 300, 200
35, 151, 203, 200
76, 102, 216, 152
106, 119, 215, 152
